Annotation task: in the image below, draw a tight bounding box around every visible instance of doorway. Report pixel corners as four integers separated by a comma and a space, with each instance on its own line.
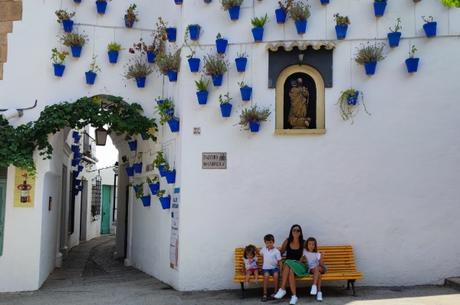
101, 185, 111, 235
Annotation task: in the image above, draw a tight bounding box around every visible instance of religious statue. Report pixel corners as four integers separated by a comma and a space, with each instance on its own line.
288, 78, 311, 129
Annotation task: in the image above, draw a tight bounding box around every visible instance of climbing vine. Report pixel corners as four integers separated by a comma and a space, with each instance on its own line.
0, 95, 157, 174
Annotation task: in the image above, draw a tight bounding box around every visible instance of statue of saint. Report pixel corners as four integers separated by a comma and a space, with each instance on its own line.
288, 78, 311, 129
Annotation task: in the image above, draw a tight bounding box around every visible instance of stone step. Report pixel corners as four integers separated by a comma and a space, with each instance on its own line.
445, 277, 460, 291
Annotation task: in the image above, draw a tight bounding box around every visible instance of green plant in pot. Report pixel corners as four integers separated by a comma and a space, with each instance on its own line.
55, 10, 75, 32
124, 56, 153, 88
354, 42, 385, 76
85, 55, 101, 85
337, 88, 370, 123
51, 48, 69, 77
251, 14, 268, 42
195, 77, 210, 105
203, 54, 228, 87
60, 32, 87, 58
107, 42, 123, 63
238, 105, 271, 133
155, 98, 180, 132
334, 13, 350, 40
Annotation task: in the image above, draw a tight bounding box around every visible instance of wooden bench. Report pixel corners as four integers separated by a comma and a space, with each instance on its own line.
234, 245, 363, 297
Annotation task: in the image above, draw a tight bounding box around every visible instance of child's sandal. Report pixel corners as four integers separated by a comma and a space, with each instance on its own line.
261, 295, 268, 302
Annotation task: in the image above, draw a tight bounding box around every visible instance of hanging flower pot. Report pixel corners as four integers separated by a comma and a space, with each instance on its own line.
364, 61, 377, 75
72, 131, 79, 139
174, 0, 183, 4
320, 0, 330, 4
165, 169, 176, 184
73, 134, 81, 143
167, 70, 178, 82
249, 121, 260, 133
135, 76, 146, 88
374, 1, 387, 17
78, 165, 84, 172
212, 74, 223, 86
196, 90, 209, 105
124, 16, 135, 28
188, 57, 200, 73
220, 103, 232, 118
167, 118, 180, 133
405, 58, 419, 73
188, 24, 201, 41
166, 27, 177, 42
133, 162, 143, 174
295, 20, 307, 34
71, 158, 81, 167
128, 140, 137, 151
147, 51, 156, 63
108, 50, 119, 63
85, 71, 97, 85
159, 165, 168, 177
215, 37, 228, 54
149, 182, 160, 195
74, 0, 82, 3
71, 144, 80, 153
70, 45, 82, 58
275, 8, 287, 24
240, 86, 252, 101
140, 195, 151, 207
235, 56, 247, 72
335, 25, 348, 40
159, 195, 171, 209
423, 21, 437, 38
74, 179, 82, 187
126, 166, 135, 177
228, 6, 241, 21
96, 1, 108, 14
72, 171, 80, 179
62, 20, 74, 33
346, 91, 359, 105
387, 32, 401, 47
251, 27, 264, 42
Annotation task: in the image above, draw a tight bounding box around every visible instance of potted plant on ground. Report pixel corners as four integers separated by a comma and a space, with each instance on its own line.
147, 176, 160, 195
275, 0, 292, 24
51, 48, 69, 77
96, 0, 111, 15
61, 32, 87, 58
124, 4, 138, 28
221, 0, 244, 21
337, 88, 370, 123
85, 56, 101, 85
156, 190, 171, 209
235, 52, 248, 72
55, 10, 76, 33
195, 78, 210, 105
289, 0, 311, 35
422, 16, 437, 37
203, 54, 228, 87
238, 105, 271, 132
124, 56, 153, 88
239, 81, 252, 101
155, 98, 180, 132
107, 42, 122, 63
405, 44, 420, 73
374, 0, 387, 17
251, 14, 268, 42
188, 24, 201, 41
388, 18, 402, 48
334, 13, 350, 40
354, 42, 385, 76
215, 33, 229, 54
156, 49, 181, 82
219, 93, 233, 118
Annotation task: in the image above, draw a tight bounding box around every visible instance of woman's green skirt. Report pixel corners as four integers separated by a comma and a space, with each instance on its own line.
284, 259, 308, 277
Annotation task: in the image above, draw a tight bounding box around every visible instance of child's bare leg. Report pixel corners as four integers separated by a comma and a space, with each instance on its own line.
313, 267, 320, 285
245, 271, 250, 284
263, 272, 269, 296
317, 266, 324, 291
254, 270, 259, 283
273, 272, 279, 293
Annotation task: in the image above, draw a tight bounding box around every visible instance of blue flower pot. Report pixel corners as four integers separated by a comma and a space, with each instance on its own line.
156, 99, 164, 106
63, 20, 74, 33
196, 90, 209, 105
159, 195, 171, 209
149, 182, 160, 195
74, 0, 81, 3
364, 61, 377, 75
335, 24, 348, 40
235, 57, 247, 72
71, 159, 80, 167
72, 131, 79, 138
128, 140, 137, 151
174, 0, 183, 4
126, 166, 134, 177
73, 134, 81, 143
249, 121, 260, 133
405, 58, 419, 73
78, 165, 84, 172
124, 16, 135, 28
347, 92, 359, 105
72, 171, 79, 178
167, 70, 178, 82
71, 45, 82, 58
212, 74, 223, 86
165, 170, 176, 184
189, 25, 201, 41
85, 71, 97, 85
141, 196, 151, 207
240, 86, 252, 101
188, 57, 200, 72
133, 162, 143, 174
166, 27, 177, 42
71, 144, 80, 153
228, 6, 240, 21
275, 8, 287, 24
252, 27, 264, 42
135, 76, 146, 88
108, 50, 119, 63
374, 1, 386, 17
295, 20, 307, 34
147, 51, 156, 63
74, 179, 82, 186
220, 103, 232, 118
53, 64, 65, 77
96, 1, 107, 14
167, 118, 180, 133
423, 22, 437, 37
387, 32, 401, 47
216, 38, 228, 54
320, 0, 330, 4
159, 165, 168, 177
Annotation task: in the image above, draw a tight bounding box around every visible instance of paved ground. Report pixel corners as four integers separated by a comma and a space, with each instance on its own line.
0, 235, 459, 305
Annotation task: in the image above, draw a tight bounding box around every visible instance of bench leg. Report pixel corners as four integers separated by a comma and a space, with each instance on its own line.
240, 282, 245, 298
347, 280, 356, 296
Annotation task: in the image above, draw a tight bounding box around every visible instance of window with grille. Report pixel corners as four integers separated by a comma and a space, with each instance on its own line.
91, 177, 101, 218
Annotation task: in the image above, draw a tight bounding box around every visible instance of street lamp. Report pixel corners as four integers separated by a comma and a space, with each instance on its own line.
95, 126, 108, 146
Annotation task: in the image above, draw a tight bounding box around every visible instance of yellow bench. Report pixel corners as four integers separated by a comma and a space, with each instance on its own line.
234, 245, 363, 297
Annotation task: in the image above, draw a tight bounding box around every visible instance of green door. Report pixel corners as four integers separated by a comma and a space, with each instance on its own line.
0, 178, 6, 256
101, 185, 111, 234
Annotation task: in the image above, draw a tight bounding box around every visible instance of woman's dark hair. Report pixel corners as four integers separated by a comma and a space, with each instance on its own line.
305, 237, 318, 253
287, 224, 304, 245
244, 244, 257, 259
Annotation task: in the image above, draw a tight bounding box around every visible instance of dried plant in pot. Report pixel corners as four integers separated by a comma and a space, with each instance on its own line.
334, 13, 350, 40
337, 88, 370, 123
156, 49, 181, 82
289, 1, 311, 34
85, 56, 101, 85
354, 42, 385, 76
203, 54, 228, 87
124, 56, 153, 88
238, 105, 271, 133
387, 18, 402, 48
124, 4, 138, 28
221, 0, 244, 21
55, 10, 76, 32
60, 32, 87, 58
